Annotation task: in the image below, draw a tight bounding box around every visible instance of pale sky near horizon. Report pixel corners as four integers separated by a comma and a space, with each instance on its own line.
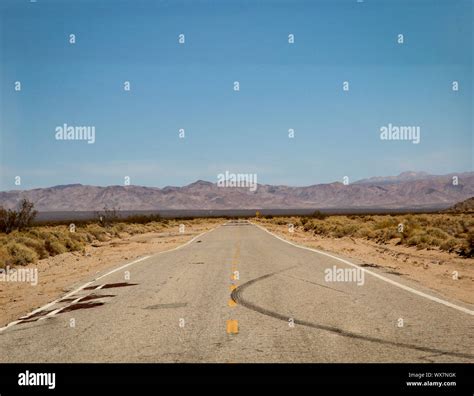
0, 0, 472, 190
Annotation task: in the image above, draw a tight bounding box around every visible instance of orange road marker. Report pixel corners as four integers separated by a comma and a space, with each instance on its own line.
229, 285, 237, 292
228, 299, 237, 307
226, 319, 239, 334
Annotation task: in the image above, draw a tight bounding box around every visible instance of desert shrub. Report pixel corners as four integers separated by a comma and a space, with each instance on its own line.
414, 215, 430, 226
70, 232, 88, 243
373, 217, 398, 230
458, 231, 474, 257
458, 219, 470, 233
332, 224, 358, 238
123, 224, 143, 235
14, 235, 49, 259
428, 237, 443, 248
300, 217, 308, 226
16, 199, 38, 231
264, 213, 473, 256
303, 220, 313, 232
5, 242, 38, 266
96, 206, 119, 227
107, 225, 122, 237
374, 228, 399, 242
86, 225, 108, 241
356, 226, 376, 239
406, 234, 431, 249
61, 236, 83, 252
425, 227, 449, 240
44, 239, 67, 255
440, 238, 458, 252
311, 221, 329, 236
114, 223, 126, 232
25, 228, 49, 240
0, 217, 223, 268
468, 231, 474, 250
83, 232, 95, 243
0, 199, 37, 234
0, 207, 18, 234
311, 210, 327, 220
0, 245, 9, 269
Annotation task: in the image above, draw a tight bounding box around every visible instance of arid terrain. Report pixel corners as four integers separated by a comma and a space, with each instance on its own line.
0, 219, 472, 363
1, 211, 472, 331
0, 218, 223, 327
256, 213, 474, 304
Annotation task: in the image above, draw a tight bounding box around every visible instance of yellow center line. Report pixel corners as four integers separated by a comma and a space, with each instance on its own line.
226, 319, 239, 334
228, 299, 237, 307
227, 242, 240, 331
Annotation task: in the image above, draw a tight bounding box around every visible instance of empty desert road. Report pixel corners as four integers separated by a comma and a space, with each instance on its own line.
0, 221, 473, 363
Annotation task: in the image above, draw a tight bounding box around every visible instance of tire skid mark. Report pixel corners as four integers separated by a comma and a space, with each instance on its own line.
60, 301, 105, 313
254, 223, 474, 316
13, 287, 127, 325
79, 294, 115, 302
279, 274, 348, 294
231, 270, 474, 360
84, 282, 137, 291
19, 310, 54, 321
1, 228, 218, 333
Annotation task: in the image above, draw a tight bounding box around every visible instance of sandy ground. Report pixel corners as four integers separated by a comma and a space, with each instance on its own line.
0, 222, 221, 327
256, 220, 474, 305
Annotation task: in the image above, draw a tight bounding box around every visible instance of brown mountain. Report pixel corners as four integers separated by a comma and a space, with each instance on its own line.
445, 196, 474, 213
0, 172, 473, 211
354, 171, 432, 184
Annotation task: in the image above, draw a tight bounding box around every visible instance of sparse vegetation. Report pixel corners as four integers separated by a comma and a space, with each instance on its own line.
0, 199, 37, 234
95, 206, 120, 227
311, 210, 327, 220
258, 213, 474, 257
2, 207, 472, 270
0, 216, 222, 268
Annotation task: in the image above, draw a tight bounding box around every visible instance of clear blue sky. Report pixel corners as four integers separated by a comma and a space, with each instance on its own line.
0, 0, 472, 190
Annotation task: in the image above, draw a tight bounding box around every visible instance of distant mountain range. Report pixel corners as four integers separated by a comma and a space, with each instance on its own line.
0, 172, 473, 212
354, 171, 432, 184
445, 196, 474, 213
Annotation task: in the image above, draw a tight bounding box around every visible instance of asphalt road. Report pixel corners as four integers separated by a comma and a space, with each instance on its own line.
0, 221, 473, 362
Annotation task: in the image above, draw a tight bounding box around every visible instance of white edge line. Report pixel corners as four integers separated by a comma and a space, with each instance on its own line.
40, 294, 88, 321
0, 226, 220, 332
253, 222, 474, 316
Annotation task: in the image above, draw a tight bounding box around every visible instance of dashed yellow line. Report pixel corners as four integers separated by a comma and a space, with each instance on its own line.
227, 243, 240, 333
226, 319, 239, 334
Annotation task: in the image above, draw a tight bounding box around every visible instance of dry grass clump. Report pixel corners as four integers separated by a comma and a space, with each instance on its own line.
0, 242, 38, 267
0, 218, 221, 268
260, 213, 473, 257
